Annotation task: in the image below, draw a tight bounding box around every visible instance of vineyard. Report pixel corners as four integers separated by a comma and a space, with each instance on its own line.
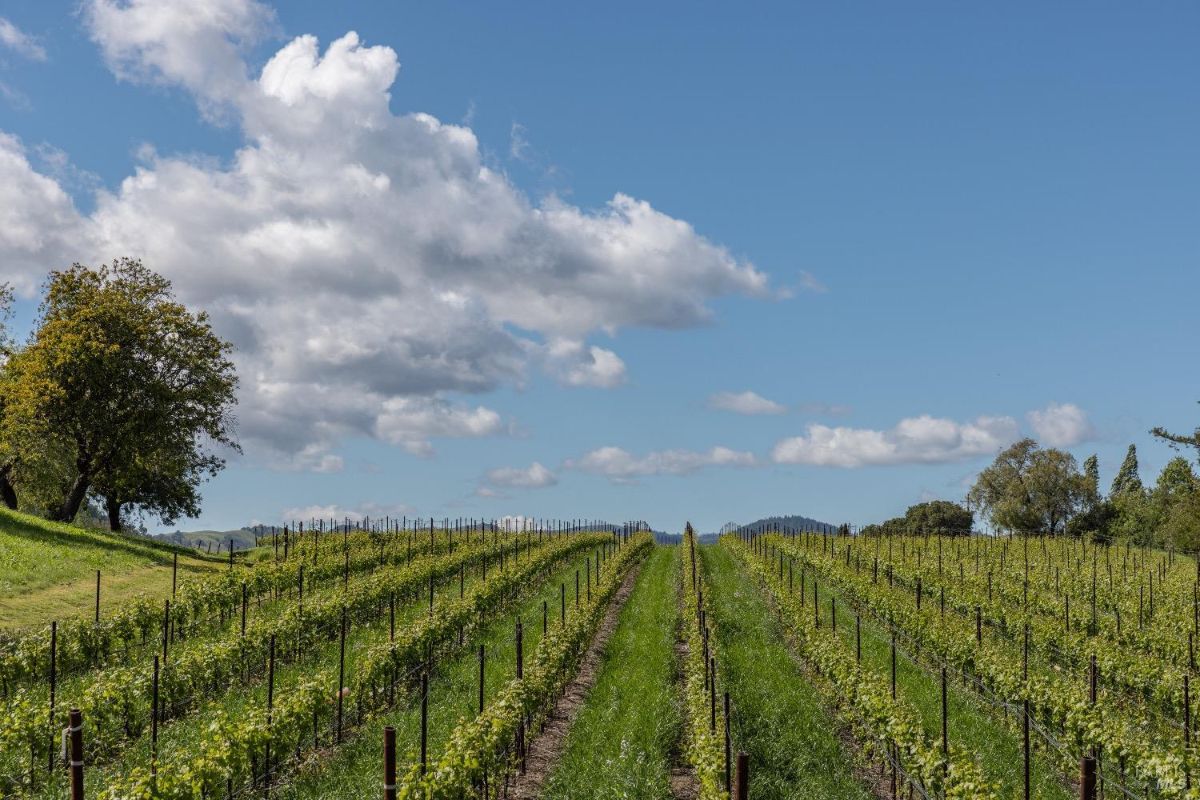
2, 521, 1199, 799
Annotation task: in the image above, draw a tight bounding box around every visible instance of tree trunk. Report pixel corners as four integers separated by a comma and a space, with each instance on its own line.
54, 472, 91, 523
0, 464, 17, 510
105, 495, 123, 532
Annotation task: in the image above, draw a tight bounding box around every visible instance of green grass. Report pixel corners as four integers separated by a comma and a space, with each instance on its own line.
540, 545, 681, 800
701, 544, 873, 800
0, 507, 222, 628
812, 570, 1074, 799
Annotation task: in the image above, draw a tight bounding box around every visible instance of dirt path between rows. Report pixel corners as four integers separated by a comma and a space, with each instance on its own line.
505, 561, 644, 799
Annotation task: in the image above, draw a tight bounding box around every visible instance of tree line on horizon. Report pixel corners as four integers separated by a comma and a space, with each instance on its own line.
864, 422, 1200, 550
0, 259, 239, 533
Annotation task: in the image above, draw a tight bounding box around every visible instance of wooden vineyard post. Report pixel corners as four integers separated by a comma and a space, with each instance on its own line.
151, 656, 160, 779
1186, 673, 1192, 790
241, 583, 248, 637
561, 583, 566, 626
1023, 698, 1031, 800
710, 657, 717, 731
733, 752, 749, 800
890, 634, 897, 700
723, 692, 731, 793
95, 571, 101, 622
420, 672, 429, 776
587, 557, 591, 602
576, 570, 580, 608
831, 597, 837, 633
384, 725, 397, 800
68, 708, 83, 800
1080, 756, 1097, 800
48, 620, 57, 772
161, 599, 170, 663
976, 607, 982, 645
856, 614, 861, 663
941, 667, 948, 786
337, 608, 347, 743
265, 634, 276, 786
172, 553, 177, 598
479, 644, 485, 714
543, 600, 548, 637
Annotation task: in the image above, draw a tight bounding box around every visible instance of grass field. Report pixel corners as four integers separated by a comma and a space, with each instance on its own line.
0, 507, 222, 628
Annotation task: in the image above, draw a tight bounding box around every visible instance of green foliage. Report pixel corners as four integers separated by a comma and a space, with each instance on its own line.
1111, 444, 1145, 498
0, 259, 238, 528
904, 500, 973, 535
1083, 454, 1100, 499
1153, 458, 1200, 552
968, 439, 1089, 535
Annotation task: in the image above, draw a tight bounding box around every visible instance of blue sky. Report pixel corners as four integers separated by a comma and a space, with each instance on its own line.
0, 1, 1196, 533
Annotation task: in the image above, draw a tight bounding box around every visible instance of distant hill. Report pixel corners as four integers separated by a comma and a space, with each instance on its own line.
157, 527, 260, 552
730, 514, 839, 535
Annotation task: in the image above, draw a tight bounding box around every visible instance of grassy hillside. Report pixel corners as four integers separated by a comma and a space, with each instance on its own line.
156, 527, 259, 552
0, 507, 223, 628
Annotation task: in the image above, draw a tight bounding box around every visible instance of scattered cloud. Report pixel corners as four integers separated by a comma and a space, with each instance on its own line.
567, 445, 756, 483
0, 18, 47, 61
281, 501, 416, 523
798, 270, 828, 293
1027, 402, 1093, 448
543, 339, 627, 388
0, 3, 769, 470
485, 461, 558, 489
771, 414, 1019, 468
509, 121, 531, 162
708, 390, 786, 416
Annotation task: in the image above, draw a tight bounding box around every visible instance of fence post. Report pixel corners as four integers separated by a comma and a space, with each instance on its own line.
95, 571, 101, 622
48, 621, 57, 772
1080, 755, 1097, 800
723, 692, 731, 793
733, 752, 749, 800
384, 726, 397, 800
420, 672, 428, 775
151, 655, 160, 778
337, 608, 347, 743
63, 707, 85, 800
479, 644, 485, 714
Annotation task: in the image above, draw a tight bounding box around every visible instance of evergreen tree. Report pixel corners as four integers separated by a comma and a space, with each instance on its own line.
1110, 444, 1143, 497
1082, 454, 1100, 500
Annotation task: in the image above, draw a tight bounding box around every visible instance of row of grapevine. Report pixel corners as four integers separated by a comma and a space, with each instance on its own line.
724, 533, 997, 799
0, 530, 558, 793
98, 532, 616, 799
394, 532, 653, 797
768, 531, 1197, 797
680, 525, 729, 800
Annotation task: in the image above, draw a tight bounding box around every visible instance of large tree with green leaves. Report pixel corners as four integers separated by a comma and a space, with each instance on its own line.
1, 259, 239, 528
903, 500, 973, 535
968, 438, 1090, 535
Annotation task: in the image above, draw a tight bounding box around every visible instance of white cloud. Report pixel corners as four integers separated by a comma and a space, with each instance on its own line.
771, 414, 1019, 468
797, 402, 852, 417
543, 339, 627, 388
0, 7, 770, 470
0, 18, 47, 61
0, 134, 89, 294
486, 462, 558, 489
281, 501, 416, 523
1027, 402, 1093, 448
568, 445, 756, 483
709, 390, 786, 415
